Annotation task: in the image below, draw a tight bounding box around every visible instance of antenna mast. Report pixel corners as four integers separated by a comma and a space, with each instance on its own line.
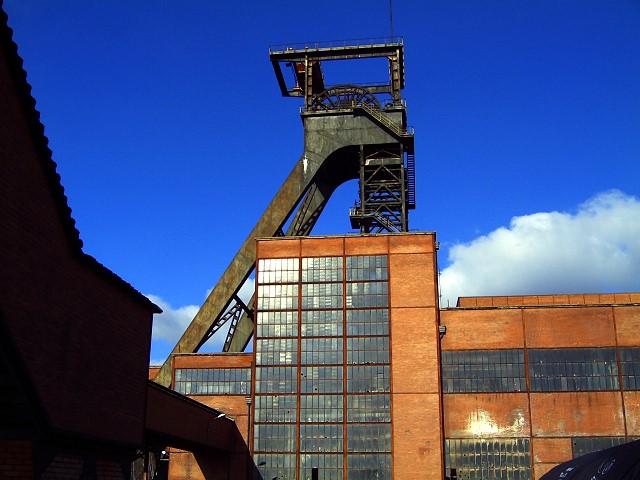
390, 0, 394, 39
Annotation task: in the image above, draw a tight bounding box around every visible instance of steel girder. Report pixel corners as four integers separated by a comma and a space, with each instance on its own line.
269, 40, 405, 109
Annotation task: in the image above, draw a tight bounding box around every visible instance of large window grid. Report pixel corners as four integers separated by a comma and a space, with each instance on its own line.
529, 348, 619, 392
302, 256, 343, 282
441, 350, 526, 393
255, 366, 298, 394
300, 394, 344, 422
346, 255, 388, 281
255, 257, 302, 464
256, 338, 298, 365
346, 309, 389, 336
620, 348, 640, 390
174, 368, 251, 396
301, 338, 343, 365
346, 282, 388, 308
300, 424, 343, 452
442, 347, 640, 394
347, 337, 390, 364
300, 366, 343, 394
445, 438, 531, 480
254, 424, 297, 452
254, 395, 297, 423
302, 283, 343, 309
347, 394, 391, 423
300, 454, 343, 480
257, 284, 298, 310
254, 255, 391, 480
301, 310, 343, 337
347, 424, 391, 452
256, 311, 298, 338
347, 454, 392, 480
257, 258, 299, 284
254, 453, 296, 480
343, 257, 391, 479
347, 366, 390, 393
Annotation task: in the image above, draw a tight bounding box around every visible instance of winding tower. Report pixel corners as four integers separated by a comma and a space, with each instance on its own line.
155, 38, 415, 387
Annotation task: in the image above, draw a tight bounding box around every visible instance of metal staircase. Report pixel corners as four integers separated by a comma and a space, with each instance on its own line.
195, 296, 250, 352
406, 152, 416, 209
355, 101, 413, 138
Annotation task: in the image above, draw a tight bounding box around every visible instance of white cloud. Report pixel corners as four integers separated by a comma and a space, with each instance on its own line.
148, 191, 640, 353
439, 190, 640, 306
147, 277, 256, 363
146, 295, 199, 344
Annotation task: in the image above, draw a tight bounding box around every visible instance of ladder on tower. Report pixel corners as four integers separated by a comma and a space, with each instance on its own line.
406, 152, 416, 209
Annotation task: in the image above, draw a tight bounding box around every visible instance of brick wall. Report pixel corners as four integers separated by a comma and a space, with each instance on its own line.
440, 302, 640, 479
256, 233, 445, 479
387, 233, 444, 479
0, 440, 34, 479
169, 354, 253, 479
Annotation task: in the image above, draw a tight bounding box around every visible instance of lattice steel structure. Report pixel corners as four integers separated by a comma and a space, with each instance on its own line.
155, 38, 416, 388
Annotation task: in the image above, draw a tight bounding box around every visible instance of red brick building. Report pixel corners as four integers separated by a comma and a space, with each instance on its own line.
441, 293, 640, 479
4, 3, 638, 478
167, 354, 254, 479
164, 234, 640, 480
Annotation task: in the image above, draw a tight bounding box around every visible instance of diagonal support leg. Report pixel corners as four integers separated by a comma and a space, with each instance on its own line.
153, 153, 326, 387
221, 176, 337, 353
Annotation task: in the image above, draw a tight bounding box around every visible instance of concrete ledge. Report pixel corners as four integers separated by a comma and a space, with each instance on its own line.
145, 381, 243, 453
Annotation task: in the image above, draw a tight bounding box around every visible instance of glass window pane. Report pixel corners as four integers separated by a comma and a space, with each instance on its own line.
529, 348, 619, 392
440, 350, 526, 393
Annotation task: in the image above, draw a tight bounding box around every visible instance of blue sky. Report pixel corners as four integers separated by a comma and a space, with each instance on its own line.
5, 1, 640, 364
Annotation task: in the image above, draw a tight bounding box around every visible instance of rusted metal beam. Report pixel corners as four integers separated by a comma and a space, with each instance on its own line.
223, 176, 338, 353
269, 41, 404, 64
270, 41, 404, 101
153, 152, 324, 387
